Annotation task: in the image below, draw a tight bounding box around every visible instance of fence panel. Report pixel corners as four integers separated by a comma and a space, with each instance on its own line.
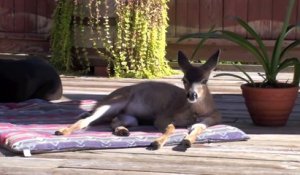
0, 0, 299, 63
0, 0, 55, 54
167, 0, 300, 62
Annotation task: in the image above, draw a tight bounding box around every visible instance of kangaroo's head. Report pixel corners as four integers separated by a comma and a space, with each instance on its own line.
178, 50, 220, 103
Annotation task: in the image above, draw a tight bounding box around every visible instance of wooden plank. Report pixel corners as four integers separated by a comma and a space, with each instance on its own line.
37, 0, 55, 34
223, 0, 247, 36
24, 0, 37, 33
0, 0, 14, 32
248, 0, 273, 39
175, 0, 188, 36
37, 146, 300, 164
14, 0, 25, 33
167, 40, 258, 63
199, 0, 223, 32
166, 0, 176, 37
0, 38, 50, 54
297, 0, 300, 39
187, 0, 199, 33
166, 38, 300, 62
0, 167, 172, 175
38, 150, 300, 174
46, 0, 56, 18
272, 0, 297, 40
0, 32, 49, 40
60, 158, 300, 174
0, 157, 62, 168
0, 156, 173, 175
60, 70, 297, 95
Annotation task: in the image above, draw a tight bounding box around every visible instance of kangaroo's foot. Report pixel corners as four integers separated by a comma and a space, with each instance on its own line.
54, 128, 73, 136
181, 124, 206, 147
54, 119, 88, 136
180, 138, 193, 148
114, 126, 130, 136
149, 140, 164, 150
149, 123, 175, 150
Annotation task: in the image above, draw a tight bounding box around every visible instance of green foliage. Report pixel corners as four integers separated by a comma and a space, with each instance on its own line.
50, 0, 174, 78
112, 0, 174, 78
178, 0, 300, 87
50, 0, 74, 72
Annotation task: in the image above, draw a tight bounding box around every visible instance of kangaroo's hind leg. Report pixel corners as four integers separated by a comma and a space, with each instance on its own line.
55, 100, 128, 136
111, 114, 139, 136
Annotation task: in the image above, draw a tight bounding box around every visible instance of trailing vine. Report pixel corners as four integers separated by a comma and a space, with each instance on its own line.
50, 0, 74, 72
51, 0, 174, 78
113, 0, 174, 78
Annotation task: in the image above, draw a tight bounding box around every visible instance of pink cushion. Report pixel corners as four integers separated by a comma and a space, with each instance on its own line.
0, 99, 249, 155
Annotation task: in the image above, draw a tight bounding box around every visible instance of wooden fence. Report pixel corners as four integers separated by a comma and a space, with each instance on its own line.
167, 0, 300, 62
0, 0, 55, 54
0, 0, 300, 63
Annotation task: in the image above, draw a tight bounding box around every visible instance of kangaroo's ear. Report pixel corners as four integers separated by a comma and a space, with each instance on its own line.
202, 49, 221, 71
178, 51, 192, 72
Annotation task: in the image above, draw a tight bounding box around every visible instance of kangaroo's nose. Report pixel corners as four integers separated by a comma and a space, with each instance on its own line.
187, 91, 198, 101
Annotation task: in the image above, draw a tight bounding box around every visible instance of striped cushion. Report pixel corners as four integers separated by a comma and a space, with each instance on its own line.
0, 99, 249, 155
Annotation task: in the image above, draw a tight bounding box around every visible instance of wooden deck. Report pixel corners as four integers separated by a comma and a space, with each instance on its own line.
0, 71, 300, 175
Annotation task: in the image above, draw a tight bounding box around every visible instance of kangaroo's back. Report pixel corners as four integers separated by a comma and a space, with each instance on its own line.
117, 82, 187, 121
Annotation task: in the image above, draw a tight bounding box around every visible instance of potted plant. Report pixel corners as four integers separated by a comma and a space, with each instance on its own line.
178, 0, 300, 126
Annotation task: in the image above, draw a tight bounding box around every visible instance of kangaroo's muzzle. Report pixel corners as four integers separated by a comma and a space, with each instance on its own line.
187, 91, 198, 103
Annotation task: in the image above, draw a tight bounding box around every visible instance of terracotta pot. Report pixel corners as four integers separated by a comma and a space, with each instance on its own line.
241, 83, 299, 126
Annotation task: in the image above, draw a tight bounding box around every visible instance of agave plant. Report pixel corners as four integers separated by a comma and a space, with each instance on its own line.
178, 0, 300, 88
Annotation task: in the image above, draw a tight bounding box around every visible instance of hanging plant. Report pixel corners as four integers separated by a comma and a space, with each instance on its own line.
50, 0, 74, 72
113, 0, 174, 78
51, 0, 174, 78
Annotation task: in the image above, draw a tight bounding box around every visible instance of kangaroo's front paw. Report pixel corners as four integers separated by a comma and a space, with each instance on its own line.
54, 128, 72, 136
180, 139, 192, 148
114, 126, 130, 136
149, 140, 162, 150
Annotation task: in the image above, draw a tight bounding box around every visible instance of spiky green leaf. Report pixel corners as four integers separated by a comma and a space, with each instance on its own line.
280, 39, 300, 59
214, 73, 251, 84
235, 17, 269, 66
277, 57, 300, 85
284, 24, 300, 38
271, 0, 296, 74
220, 30, 269, 73
278, 57, 299, 71
293, 60, 300, 85
234, 65, 256, 84
190, 26, 216, 60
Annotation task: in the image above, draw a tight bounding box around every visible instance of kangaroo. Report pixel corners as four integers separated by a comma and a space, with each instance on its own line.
55, 50, 221, 149
0, 56, 62, 102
